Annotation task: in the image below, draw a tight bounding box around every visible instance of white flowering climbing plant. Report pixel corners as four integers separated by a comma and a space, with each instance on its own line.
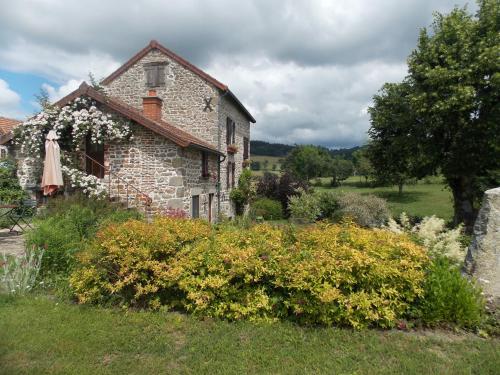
61, 166, 108, 199
15, 96, 132, 157
14, 95, 133, 198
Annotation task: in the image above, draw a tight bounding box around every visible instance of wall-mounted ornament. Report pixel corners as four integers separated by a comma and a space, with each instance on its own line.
203, 97, 213, 112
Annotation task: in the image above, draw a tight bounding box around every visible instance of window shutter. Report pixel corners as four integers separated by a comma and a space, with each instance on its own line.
145, 67, 154, 87
156, 65, 165, 85
226, 118, 231, 145
226, 162, 230, 189
232, 121, 236, 144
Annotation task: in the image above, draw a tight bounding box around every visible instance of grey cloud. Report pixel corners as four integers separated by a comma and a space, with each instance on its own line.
0, 0, 474, 147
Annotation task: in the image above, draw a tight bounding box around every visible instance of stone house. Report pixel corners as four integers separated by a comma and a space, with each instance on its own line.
19, 40, 255, 220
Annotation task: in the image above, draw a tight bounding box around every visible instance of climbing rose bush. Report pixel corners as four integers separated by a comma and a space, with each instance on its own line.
15, 96, 132, 157
70, 219, 429, 328
61, 166, 107, 199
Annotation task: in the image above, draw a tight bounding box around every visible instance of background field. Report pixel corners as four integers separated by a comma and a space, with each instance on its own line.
250, 155, 282, 176
316, 176, 453, 221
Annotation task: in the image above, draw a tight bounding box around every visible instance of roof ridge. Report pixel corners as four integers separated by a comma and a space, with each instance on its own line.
100, 40, 255, 123
101, 40, 227, 91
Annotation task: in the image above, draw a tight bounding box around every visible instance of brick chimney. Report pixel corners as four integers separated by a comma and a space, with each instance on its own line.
142, 90, 162, 121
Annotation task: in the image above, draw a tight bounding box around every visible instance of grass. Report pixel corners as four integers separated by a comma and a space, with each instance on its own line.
314, 176, 453, 221
1, 295, 499, 374
250, 155, 282, 176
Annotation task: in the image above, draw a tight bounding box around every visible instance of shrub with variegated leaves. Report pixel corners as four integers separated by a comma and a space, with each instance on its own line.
70, 218, 429, 328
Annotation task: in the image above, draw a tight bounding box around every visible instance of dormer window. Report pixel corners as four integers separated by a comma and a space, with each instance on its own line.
144, 62, 167, 87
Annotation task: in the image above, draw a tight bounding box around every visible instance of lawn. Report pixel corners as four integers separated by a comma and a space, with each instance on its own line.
315, 176, 453, 221
1, 295, 499, 375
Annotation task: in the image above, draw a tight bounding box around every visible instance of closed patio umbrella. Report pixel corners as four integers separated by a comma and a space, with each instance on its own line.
41, 130, 64, 196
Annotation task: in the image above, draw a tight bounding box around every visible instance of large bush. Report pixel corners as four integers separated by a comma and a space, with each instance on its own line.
256, 172, 279, 200
288, 189, 321, 223
250, 198, 283, 220
337, 192, 390, 228
71, 220, 429, 328
25, 195, 141, 277
316, 190, 340, 220
277, 172, 309, 215
230, 169, 253, 215
70, 217, 211, 308
0, 159, 26, 205
411, 257, 484, 328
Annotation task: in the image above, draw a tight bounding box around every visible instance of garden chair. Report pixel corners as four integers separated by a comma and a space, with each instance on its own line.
9, 199, 37, 233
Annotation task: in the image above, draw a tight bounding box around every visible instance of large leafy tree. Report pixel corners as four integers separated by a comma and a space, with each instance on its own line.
368, 0, 499, 228
367, 82, 427, 194
282, 145, 332, 181
330, 158, 354, 186
352, 149, 373, 183
407, 0, 499, 228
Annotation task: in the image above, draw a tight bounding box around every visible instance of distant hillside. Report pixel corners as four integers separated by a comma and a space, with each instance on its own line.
250, 140, 294, 157
250, 140, 362, 160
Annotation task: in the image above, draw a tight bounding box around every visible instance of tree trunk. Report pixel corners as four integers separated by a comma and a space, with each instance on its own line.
398, 182, 403, 195
448, 176, 476, 233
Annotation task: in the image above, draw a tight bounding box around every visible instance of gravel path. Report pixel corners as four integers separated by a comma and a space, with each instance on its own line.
0, 228, 26, 257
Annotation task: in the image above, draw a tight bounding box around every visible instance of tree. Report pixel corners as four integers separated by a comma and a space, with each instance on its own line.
367, 82, 425, 194
277, 171, 309, 216
352, 149, 373, 183
250, 161, 261, 171
282, 145, 332, 181
330, 158, 354, 187
256, 172, 279, 199
406, 0, 500, 228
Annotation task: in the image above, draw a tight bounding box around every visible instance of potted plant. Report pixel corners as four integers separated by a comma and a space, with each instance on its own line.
227, 144, 238, 154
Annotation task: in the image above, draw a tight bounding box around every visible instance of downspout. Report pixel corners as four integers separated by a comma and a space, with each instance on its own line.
216, 89, 230, 221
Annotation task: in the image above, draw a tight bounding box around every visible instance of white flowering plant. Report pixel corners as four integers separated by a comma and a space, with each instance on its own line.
15, 96, 132, 157
61, 166, 108, 199
386, 212, 466, 263
14, 96, 132, 199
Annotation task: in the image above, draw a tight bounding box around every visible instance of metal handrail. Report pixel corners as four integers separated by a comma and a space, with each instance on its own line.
80, 152, 152, 208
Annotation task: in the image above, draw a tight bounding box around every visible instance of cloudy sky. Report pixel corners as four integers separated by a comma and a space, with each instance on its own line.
0, 0, 475, 148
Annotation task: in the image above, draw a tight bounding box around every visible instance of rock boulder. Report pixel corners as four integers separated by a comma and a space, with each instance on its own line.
464, 187, 500, 304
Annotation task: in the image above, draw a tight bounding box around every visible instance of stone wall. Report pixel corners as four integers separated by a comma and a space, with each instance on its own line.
103, 49, 220, 146
218, 95, 251, 216
106, 123, 218, 220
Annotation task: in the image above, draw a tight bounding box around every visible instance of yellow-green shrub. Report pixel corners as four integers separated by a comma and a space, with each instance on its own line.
275, 222, 428, 328
69, 217, 211, 308
172, 224, 288, 321
70, 219, 429, 328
